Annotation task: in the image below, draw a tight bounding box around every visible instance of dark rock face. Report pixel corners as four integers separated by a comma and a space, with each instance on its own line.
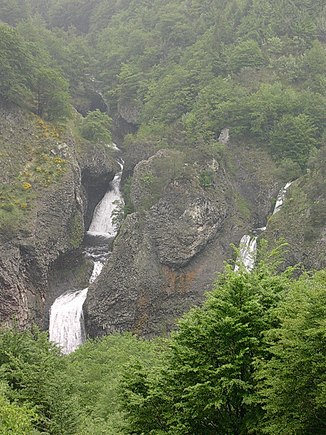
79, 142, 120, 229
85, 208, 246, 337
117, 98, 142, 125
0, 106, 117, 328
85, 146, 282, 337
0, 164, 85, 326
229, 143, 282, 226
2, 104, 324, 338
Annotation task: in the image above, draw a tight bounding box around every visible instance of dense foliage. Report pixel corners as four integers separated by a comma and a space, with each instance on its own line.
79, 109, 112, 144
1, 0, 325, 167
0, 23, 70, 120
258, 270, 326, 434
0, 327, 77, 434
1, 1, 326, 433
0, 267, 325, 434
120, 262, 293, 434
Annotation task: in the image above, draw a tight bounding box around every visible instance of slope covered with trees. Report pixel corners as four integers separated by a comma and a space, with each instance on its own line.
0, 1, 325, 433
1, 0, 325, 171
1, 263, 325, 434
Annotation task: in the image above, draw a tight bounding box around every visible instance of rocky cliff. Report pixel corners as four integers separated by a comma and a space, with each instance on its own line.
85, 141, 286, 337
264, 147, 326, 270
0, 105, 118, 328
1, 105, 324, 336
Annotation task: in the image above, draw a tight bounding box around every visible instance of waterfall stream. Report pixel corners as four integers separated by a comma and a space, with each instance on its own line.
88, 162, 123, 238
49, 159, 124, 354
235, 181, 292, 271
272, 181, 293, 215
234, 235, 257, 272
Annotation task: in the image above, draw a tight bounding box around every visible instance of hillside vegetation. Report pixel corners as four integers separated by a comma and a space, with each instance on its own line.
0, 1, 325, 434
1, 263, 326, 434
1, 0, 325, 238
0, 0, 325, 170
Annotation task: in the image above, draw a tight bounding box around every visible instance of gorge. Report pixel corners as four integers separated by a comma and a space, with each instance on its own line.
0, 1, 325, 432
235, 181, 294, 272
49, 170, 293, 354
49, 158, 124, 353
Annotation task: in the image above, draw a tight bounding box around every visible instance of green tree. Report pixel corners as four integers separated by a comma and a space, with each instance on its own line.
247, 83, 300, 139
228, 39, 267, 73
258, 270, 326, 434
184, 77, 247, 142
34, 66, 70, 121
79, 109, 112, 143
142, 65, 201, 125
122, 263, 292, 434
270, 113, 317, 168
0, 24, 35, 106
0, 383, 37, 435
0, 0, 30, 26
299, 40, 326, 93
65, 333, 159, 435
0, 327, 77, 434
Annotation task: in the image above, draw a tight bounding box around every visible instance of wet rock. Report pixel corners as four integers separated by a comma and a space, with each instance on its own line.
85, 145, 281, 337
0, 105, 117, 328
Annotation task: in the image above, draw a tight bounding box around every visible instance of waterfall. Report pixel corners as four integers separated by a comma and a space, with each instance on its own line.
273, 181, 292, 214
49, 262, 103, 354
49, 161, 124, 354
87, 162, 123, 238
234, 235, 257, 272
235, 181, 292, 272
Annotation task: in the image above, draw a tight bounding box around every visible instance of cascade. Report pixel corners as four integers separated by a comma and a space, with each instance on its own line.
234, 235, 257, 272
235, 181, 292, 272
87, 161, 123, 238
49, 158, 124, 354
273, 181, 293, 214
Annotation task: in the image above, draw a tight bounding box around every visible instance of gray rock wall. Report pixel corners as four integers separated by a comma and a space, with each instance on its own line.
85, 145, 283, 337
0, 106, 117, 328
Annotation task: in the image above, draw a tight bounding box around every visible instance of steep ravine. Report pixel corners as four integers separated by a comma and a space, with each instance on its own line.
84, 143, 288, 337
1, 106, 324, 337
49, 161, 124, 353
0, 105, 118, 328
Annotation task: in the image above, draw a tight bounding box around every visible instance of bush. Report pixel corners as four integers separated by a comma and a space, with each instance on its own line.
0, 328, 78, 434
79, 110, 112, 144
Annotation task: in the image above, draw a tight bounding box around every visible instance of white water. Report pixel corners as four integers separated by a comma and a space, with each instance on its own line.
49, 262, 103, 354
273, 181, 292, 214
49, 160, 124, 354
235, 181, 292, 272
87, 163, 124, 238
234, 235, 257, 272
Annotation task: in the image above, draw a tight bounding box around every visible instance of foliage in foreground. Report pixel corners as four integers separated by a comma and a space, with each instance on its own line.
120, 267, 326, 435
121, 263, 290, 434
258, 269, 326, 434
0, 327, 77, 434
0, 267, 325, 434
65, 333, 161, 435
0, 383, 37, 435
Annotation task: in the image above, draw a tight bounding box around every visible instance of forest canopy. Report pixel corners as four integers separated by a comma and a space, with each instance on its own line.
1, 266, 325, 434
0, 1, 326, 433
0, 0, 325, 168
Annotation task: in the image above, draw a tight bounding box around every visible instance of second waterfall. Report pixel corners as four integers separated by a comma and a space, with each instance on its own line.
235, 181, 293, 272
49, 159, 124, 354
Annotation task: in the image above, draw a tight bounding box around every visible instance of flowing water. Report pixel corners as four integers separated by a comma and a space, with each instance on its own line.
235, 181, 292, 271
234, 235, 257, 272
88, 162, 123, 238
49, 160, 124, 354
272, 181, 293, 214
